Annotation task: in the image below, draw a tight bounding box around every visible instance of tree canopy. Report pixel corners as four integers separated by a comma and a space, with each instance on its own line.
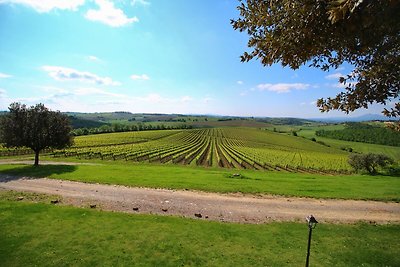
348, 153, 394, 174
231, 0, 400, 117
0, 103, 73, 165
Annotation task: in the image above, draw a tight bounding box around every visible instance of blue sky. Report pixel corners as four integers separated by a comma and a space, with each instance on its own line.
0, 0, 389, 118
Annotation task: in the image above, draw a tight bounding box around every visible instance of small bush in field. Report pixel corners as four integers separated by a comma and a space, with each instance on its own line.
348, 153, 394, 174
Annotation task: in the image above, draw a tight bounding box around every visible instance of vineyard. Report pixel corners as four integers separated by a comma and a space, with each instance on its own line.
49, 128, 351, 174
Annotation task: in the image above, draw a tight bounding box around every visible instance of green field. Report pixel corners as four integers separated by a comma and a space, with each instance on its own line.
1, 162, 399, 201
0, 192, 399, 267
3, 126, 398, 174
73, 130, 181, 147
298, 127, 400, 160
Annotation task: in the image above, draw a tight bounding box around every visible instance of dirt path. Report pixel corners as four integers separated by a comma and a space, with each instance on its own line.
1, 175, 399, 224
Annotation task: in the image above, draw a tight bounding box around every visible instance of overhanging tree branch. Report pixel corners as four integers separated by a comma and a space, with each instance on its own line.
231, 0, 400, 117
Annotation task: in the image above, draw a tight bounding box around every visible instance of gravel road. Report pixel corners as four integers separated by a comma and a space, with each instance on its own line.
1, 175, 399, 224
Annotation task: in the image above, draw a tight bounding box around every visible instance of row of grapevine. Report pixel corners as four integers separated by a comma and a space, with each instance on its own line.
51, 128, 353, 173
0, 146, 54, 157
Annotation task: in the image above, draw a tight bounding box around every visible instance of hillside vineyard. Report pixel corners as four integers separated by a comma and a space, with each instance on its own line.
51, 128, 351, 174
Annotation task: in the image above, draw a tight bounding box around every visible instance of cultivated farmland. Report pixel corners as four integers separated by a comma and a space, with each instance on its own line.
52, 128, 351, 174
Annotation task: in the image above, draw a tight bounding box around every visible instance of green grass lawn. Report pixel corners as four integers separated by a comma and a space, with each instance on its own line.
0, 193, 399, 267
1, 162, 399, 201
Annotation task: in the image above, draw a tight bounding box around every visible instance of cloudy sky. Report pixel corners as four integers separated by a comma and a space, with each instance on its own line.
0, 0, 388, 118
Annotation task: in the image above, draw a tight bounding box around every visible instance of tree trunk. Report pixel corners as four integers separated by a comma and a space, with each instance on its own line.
34, 150, 40, 166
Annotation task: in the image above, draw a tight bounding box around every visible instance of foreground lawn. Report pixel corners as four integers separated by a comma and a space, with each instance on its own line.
0, 194, 399, 267
0, 162, 399, 201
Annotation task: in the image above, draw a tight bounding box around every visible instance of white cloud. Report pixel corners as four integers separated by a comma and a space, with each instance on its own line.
299, 101, 317, 106
130, 74, 150, 81
37, 86, 123, 98
102, 93, 195, 105
37, 85, 69, 94
13, 92, 74, 106
131, 0, 150, 6
325, 72, 344, 80
256, 83, 310, 93
237, 80, 243, 85
325, 82, 348, 89
87, 55, 101, 62
73, 88, 124, 97
140, 93, 165, 103
2, 89, 218, 114
0, 72, 12, 78
1, 86, 210, 114
239, 90, 248, 96
333, 83, 347, 89
42, 65, 121, 86
180, 96, 193, 103
0, 0, 85, 13
291, 73, 299, 79
85, 0, 139, 27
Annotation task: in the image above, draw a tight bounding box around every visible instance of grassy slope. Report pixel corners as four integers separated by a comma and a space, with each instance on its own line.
189, 120, 270, 128
0, 194, 399, 267
227, 128, 346, 153
298, 128, 400, 160
1, 162, 399, 201
73, 130, 181, 147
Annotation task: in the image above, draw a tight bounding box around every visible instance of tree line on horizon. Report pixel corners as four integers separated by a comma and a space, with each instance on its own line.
316, 123, 400, 147
71, 122, 193, 136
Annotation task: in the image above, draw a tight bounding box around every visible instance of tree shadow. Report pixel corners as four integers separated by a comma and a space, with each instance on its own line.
379, 171, 400, 178
0, 164, 77, 182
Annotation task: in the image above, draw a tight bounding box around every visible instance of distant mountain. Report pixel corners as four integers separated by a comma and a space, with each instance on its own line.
311, 114, 398, 123
255, 117, 316, 125
4, 110, 398, 125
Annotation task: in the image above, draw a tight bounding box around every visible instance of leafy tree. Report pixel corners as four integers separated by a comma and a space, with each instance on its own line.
0, 103, 73, 166
348, 153, 394, 174
231, 0, 400, 117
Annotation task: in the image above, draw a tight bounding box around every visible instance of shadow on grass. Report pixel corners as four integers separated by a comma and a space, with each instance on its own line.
362, 169, 400, 178
0, 165, 77, 182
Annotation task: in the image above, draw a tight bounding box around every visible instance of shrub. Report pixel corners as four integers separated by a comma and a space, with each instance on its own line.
348, 153, 394, 174
316, 141, 330, 147
387, 165, 400, 176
